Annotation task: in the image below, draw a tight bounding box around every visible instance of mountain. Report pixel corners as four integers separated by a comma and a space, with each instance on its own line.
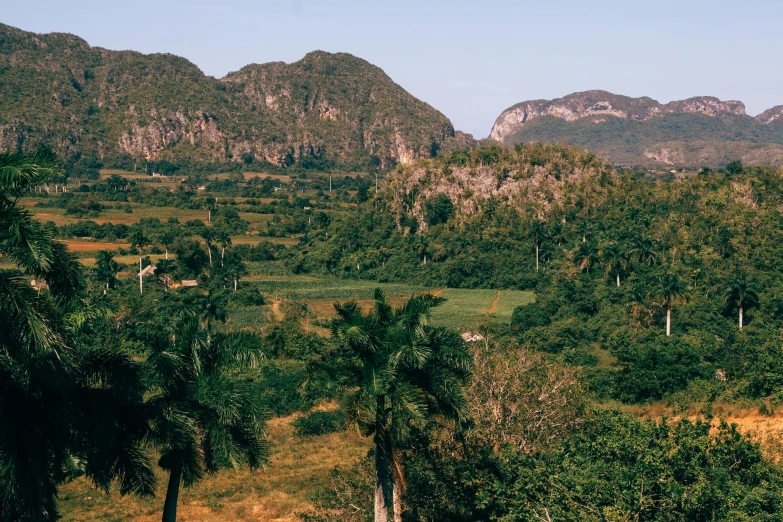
490, 91, 783, 168
0, 24, 454, 170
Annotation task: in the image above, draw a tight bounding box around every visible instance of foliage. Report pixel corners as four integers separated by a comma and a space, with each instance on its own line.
293, 410, 346, 437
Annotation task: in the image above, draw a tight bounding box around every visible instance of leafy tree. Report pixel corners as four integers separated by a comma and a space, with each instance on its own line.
724, 274, 759, 330
204, 196, 216, 224
423, 194, 454, 227
329, 290, 471, 522
145, 316, 268, 522
129, 226, 148, 251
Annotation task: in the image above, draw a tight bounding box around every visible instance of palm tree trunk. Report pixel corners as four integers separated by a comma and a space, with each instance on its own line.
161, 461, 183, 522
739, 307, 744, 330
234, 277, 237, 291
208, 247, 213, 267
374, 438, 392, 522
535, 244, 539, 272
666, 305, 671, 337
392, 479, 403, 522
616, 272, 621, 288
221, 247, 225, 267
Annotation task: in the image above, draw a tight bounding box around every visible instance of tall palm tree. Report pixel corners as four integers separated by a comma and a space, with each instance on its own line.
600, 242, 627, 287
573, 241, 599, 273
655, 272, 686, 336
214, 228, 232, 267
200, 228, 215, 268
146, 316, 268, 522
724, 274, 759, 330
530, 221, 547, 272
330, 290, 471, 522
94, 250, 121, 294
0, 148, 154, 520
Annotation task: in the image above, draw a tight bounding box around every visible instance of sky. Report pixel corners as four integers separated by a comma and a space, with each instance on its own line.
3, 0, 782, 137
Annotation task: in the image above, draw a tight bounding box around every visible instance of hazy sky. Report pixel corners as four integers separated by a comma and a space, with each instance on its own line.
4, 0, 782, 137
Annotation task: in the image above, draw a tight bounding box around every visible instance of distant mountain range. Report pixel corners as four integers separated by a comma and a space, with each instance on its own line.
490, 91, 783, 168
0, 24, 454, 170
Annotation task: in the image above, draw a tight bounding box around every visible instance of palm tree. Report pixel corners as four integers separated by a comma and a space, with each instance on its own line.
600, 242, 627, 287
199, 228, 214, 268
95, 250, 121, 294
628, 235, 660, 268
204, 196, 216, 224
146, 316, 268, 522
655, 272, 686, 336
573, 241, 599, 273
530, 221, 547, 272
330, 290, 471, 522
0, 148, 155, 520
724, 274, 759, 330
214, 228, 232, 267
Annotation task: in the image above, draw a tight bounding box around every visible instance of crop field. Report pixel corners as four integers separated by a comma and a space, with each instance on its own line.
429, 288, 536, 331
243, 274, 535, 333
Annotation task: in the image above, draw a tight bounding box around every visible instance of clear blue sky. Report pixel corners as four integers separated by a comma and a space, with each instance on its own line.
4, 0, 782, 137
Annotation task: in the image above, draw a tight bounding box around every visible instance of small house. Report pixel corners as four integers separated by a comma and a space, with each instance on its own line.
181, 280, 198, 287
460, 331, 485, 343
138, 264, 157, 278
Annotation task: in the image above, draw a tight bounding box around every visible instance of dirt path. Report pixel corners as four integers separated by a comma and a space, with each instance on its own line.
270, 300, 285, 322
487, 291, 501, 313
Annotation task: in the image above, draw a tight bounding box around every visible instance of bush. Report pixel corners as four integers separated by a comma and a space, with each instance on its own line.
511, 302, 551, 333
229, 287, 266, 307
293, 410, 345, 437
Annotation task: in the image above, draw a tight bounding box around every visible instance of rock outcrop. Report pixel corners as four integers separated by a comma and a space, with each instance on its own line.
490, 91, 747, 142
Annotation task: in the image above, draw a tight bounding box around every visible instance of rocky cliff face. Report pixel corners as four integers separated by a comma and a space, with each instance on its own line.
490, 91, 747, 142
490, 91, 783, 167
0, 24, 453, 168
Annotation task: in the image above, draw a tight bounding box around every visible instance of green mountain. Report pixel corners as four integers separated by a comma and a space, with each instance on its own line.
0, 24, 454, 170
490, 91, 783, 168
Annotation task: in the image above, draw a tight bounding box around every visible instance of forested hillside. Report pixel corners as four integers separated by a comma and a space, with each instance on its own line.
0, 24, 454, 171
294, 145, 783, 405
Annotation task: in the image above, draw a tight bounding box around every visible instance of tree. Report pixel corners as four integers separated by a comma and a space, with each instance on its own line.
94, 250, 121, 293
129, 226, 148, 251
0, 148, 154, 520
146, 316, 268, 522
423, 194, 454, 226
628, 235, 659, 268
600, 242, 627, 287
573, 241, 599, 273
655, 272, 686, 336
724, 274, 759, 330
214, 228, 232, 267
200, 228, 215, 268
204, 196, 216, 224
329, 290, 471, 522
159, 230, 176, 260
530, 221, 547, 272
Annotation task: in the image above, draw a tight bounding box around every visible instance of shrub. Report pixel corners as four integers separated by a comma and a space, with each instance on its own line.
293, 410, 345, 437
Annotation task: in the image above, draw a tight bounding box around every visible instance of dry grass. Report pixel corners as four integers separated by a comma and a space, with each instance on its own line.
58, 411, 369, 522
61, 240, 130, 252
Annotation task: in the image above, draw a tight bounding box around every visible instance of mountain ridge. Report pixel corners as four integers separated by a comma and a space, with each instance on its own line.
490, 91, 783, 167
0, 23, 454, 170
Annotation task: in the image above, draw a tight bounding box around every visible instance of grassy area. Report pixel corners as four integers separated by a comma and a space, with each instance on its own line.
429, 288, 535, 331
57, 409, 369, 522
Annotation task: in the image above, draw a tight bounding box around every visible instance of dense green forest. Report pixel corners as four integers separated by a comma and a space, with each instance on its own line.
4, 145, 783, 521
